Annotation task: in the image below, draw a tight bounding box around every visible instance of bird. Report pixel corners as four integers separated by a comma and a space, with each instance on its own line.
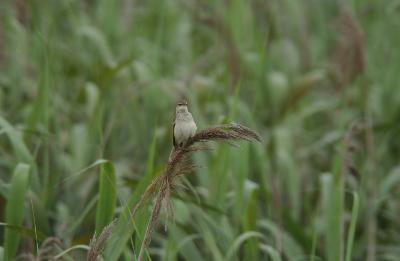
173, 100, 197, 148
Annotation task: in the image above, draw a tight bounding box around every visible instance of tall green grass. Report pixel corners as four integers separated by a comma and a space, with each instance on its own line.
1, 0, 400, 260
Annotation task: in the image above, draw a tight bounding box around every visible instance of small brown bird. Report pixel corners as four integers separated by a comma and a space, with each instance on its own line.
173, 101, 197, 148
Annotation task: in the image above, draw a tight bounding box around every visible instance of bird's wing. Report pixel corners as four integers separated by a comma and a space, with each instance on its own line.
172, 120, 177, 147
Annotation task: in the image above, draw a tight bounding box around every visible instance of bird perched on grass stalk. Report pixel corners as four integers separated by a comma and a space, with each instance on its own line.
173, 101, 197, 148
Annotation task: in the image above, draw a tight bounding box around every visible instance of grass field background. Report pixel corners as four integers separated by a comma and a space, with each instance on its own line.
0, 0, 399, 260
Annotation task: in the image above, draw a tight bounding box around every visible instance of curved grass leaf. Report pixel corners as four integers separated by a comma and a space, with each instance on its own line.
0, 118, 33, 164
166, 227, 202, 261
95, 161, 117, 234
3, 163, 30, 261
224, 231, 265, 261
77, 26, 115, 67
0, 117, 38, 190
259, 244, 282, 261
258, 219, 304, 259
345, 192, 359, 261
379, 166, 400, 204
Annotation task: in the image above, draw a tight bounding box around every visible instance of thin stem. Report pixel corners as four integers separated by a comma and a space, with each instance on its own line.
138, 180, 166, 261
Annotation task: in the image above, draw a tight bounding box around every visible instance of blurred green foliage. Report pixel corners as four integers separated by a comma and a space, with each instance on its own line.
0, 0, 399, 260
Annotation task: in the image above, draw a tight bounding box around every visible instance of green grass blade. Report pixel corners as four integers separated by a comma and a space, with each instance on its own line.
231, 145, 248, 223
201, 226, 224, 261
95, 161, 117, 234
26, 46, 50, 131
243, 180, 260, 260
0, 117, 32, 164
0, 117, 39, 192
3, 163, 30, 261
209, 146, 229, 206
345, 192, 359, 261
0, 223, 45, 241
321, 172, 343, 261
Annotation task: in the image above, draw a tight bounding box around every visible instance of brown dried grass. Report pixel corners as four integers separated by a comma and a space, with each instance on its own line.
332, 8, 365, 90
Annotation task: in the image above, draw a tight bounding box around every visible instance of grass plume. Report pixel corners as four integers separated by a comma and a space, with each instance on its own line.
87, 219, 117, 261
332, 8, 364, 90
136, 123, 261, 261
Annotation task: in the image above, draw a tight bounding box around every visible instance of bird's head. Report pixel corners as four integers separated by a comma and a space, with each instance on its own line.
176, 100, 188, 114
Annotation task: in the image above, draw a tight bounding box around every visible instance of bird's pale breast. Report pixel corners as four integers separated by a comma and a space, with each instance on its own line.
174, 118, 197, 146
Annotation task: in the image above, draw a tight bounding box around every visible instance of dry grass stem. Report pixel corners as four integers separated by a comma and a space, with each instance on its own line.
87, 219, 117, 261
